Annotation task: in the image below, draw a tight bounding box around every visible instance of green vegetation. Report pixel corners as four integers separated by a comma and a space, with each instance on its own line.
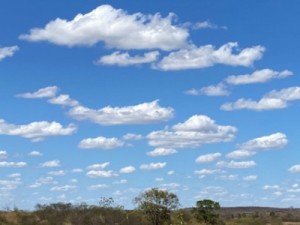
0, 191, 299, 225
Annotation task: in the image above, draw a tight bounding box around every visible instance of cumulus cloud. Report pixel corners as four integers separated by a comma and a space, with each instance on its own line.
79, 136, 124, 149
0, 179, 22, 191
0, 151, 7, 159
48, 170, 66, 176
20, 5, 188, 50
48, 94, 79, 107
217, 160, 256, 169
0, 161, 27, 168
238, 133, 288, 151
243, 175, 258, 181
0, 119, 76, 142
87, 170, 118, 178
140, 162, 166, 170
122, 133, 143, 141
193, 20, 227, 30
147, 115, 236, 149
147, 148, 177, 156
119, 166, 136, 174
0, 46, 19, 62
28, 151, 43, 157
185, 83, 229, 96
98, 51, 159, 66
289, 165, 300, 173
156, 42, 265, 70
87, 162, 110, 170
16, 86, 59, 99
225, 69, 293, 85
194, 169, 221, 175
88, 184, 110, 190
50, 185, 76, 191
226, 150, 256, 159
69, 100, 174, 125
40, 160, 61, 168
195, 153, 222, 163
263, 185, 280, 190
221, 86, 300, 111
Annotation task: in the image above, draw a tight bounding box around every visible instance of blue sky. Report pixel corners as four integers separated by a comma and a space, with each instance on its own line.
1, 0, 300, 209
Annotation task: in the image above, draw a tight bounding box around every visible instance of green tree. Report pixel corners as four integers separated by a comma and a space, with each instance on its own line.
134, 188, 179, 225
193, 199, 223, 225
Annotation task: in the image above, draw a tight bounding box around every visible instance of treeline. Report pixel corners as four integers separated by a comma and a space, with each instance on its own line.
0, 188, 299, 225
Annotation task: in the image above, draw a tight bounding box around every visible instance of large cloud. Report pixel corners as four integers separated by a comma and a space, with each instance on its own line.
156, 42, 265, 70
20, 5, 188, 50
221, 86, 300, 111
147, 115, 236, 148
0, 46, 19, 62
69, 100, 174, 125
0, 119, 76, 142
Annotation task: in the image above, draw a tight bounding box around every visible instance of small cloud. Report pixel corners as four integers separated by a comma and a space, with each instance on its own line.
195, 153, 222, 164
28, 151, 43, 157
16, 86, 59, 99
140, 162, 166, 170
98, 51, 159, 66
79, 136, 124, 150
40, 160, 61, 168
87, 162, 110, 170
87, 170, 118, 178
243, 175, 258, 181
167, 170, 175, 175
226, 150, 256, 159
88, 184, 110, 190
119, 166, 136, 174
50, 185, 76, 192
147, 148, 177, 157
289, 164, 300, 173
0, 46, 19, 62
122, 133, 143, 141
0, 161, 27, 168
48, 170, 66, 176
217, 160, 256, 169
0, 150, 8, 159
193, 20, 227, 30
48, 94, 79, 107
185, 83, 229, 97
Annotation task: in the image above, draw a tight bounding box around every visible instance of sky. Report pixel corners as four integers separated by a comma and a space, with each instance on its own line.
0, 0, 300, 210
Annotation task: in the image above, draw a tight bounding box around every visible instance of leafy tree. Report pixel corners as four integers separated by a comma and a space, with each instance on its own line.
193, 199, 223, 225
134, 188, 179, 225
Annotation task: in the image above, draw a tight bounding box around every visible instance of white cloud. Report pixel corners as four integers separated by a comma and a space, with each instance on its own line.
221, 86, 300, 111
16, 86, 58, 99
226, 150, 256, 159
140, 162, 166, 170
0, 119, 76, 142
87, 162, 110, 170
156, 42, 265, 70
194, 169, 221, 175
72, 168, 83, 173
0, 151, 7, 159
147, 148, 177, 156
0, 161, 27, 168
225, 69, 293, 85
28, 176, 56, 188
113, 179, 128, 184
0, 46, 19, 62
193, 20, 226, 30
147, 115, 236, 149
48, 94, 79, 107
167, 170, 175, 175
98, 51, 159, 66
217, 160, 256, 169
8, 173, 21, 178
87, 170, 118, 178
88, 184, 109, 190
239, 133, 288, 151
243, 175, 258, 181
0, 179, 22, 190
69, 100, 174, 125
28, 151, 43, 157
289, 164, 300, 173
122, 133, 143, 141
119, 166, 136, 174
40, 160, 61, 168
185, 83, 229, 96
218, 174, 238, 181
195, 153, 222, 164
263, 185, 280, 190
20, 5, 188, 50
48, 170, 66, 176
79, 136, 124, 149
50, 185, 76, 191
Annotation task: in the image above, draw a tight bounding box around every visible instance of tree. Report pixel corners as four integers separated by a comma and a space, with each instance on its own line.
193, 199, 223, 225
134, 188, 179, 225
